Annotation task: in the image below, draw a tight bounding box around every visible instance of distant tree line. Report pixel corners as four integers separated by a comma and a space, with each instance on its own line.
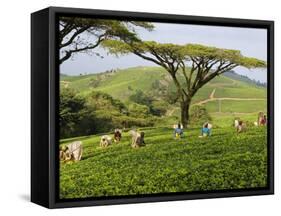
224, 71, 267, 88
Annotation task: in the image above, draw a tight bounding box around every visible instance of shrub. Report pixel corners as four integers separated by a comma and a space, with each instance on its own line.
190, 105, 212, 126
128, 103, 150, 118
60, 88, 87, 138
150, 100, 168, 116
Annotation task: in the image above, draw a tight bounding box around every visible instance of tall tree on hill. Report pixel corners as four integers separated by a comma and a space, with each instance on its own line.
102, 40, 266, 127
59, 17, 154, 64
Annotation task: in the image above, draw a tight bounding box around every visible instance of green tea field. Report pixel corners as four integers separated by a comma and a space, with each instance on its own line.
60, 126, 267, 199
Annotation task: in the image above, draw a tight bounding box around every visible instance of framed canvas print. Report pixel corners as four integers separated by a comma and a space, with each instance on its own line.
31, 6, 274, 208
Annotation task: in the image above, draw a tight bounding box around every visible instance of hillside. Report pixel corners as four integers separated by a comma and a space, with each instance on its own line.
224, 71, 267, 87
60, 66, 267, 114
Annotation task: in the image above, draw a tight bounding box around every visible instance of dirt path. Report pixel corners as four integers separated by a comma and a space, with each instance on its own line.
212, 111, 260, 115
209, 88, 216, 99
166, 86, 265, 115
192, 86, 266, 106
166, 107, 179, 116
194, 97, 266, 106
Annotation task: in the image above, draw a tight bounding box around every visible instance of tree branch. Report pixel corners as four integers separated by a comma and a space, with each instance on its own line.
170, 73, 187, 101
60, 34, 105, 64
193, 63, 238, 94
179, 61, 189, 90
60, 26, 90, 49
133, 51, 165, 69
59, 22, 76, 44
191, 59, 204, 91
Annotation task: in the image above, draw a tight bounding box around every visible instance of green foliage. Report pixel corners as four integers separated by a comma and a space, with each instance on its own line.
101, 39, 133, 55
238, 57, 267, 68
129, 90, 152, 107
60, 126, 267, 199
164, 86, 179, 104
141, 41, 185, 60
129, 89, 168, 116
60, 88, 87, 138
190, 105, 212, 126
184, 44, 266, 68
185, 44, 240, 61
60, 18, 154, 44
60, 88, 157, 138
88, 77, 101, 88
128, 102, 150, 118
150, 100, 169, 116
102, 40, 266, 69
85, 91, 156, 133
87, 91, 127, 112
59, 18, 154, 64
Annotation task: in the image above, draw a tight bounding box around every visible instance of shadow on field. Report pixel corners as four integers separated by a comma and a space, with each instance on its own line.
82, 150, 114, 161
60, 135, 93, 144
82, 153, 98, 161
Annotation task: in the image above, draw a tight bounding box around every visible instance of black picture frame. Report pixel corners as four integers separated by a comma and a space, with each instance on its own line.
31, 6, 274, 208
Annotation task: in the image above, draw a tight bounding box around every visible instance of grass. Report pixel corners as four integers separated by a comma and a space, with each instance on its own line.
191, 86, 214, 103
211, 112, 260, 127
214, 86, 267, 98
59, 125, 267, 199
205, 100, 267, 113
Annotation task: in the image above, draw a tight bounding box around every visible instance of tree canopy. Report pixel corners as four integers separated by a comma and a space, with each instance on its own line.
102, 40, 266, 70
59, 17, 154, 64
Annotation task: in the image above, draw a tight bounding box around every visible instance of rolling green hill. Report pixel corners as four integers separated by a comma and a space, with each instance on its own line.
60, 66, 267, 114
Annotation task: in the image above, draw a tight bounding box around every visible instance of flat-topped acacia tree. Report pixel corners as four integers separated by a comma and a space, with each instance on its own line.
102, 40, 266, 127
59, 17, 154, 64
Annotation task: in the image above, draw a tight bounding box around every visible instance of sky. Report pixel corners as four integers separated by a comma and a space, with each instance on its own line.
60, 22, 268, 83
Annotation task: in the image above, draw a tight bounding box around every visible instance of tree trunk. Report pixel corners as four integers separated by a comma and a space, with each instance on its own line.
180, 99, 191, 128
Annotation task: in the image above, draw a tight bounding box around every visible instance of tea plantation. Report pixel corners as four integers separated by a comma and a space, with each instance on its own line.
59, 126, 267, 199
